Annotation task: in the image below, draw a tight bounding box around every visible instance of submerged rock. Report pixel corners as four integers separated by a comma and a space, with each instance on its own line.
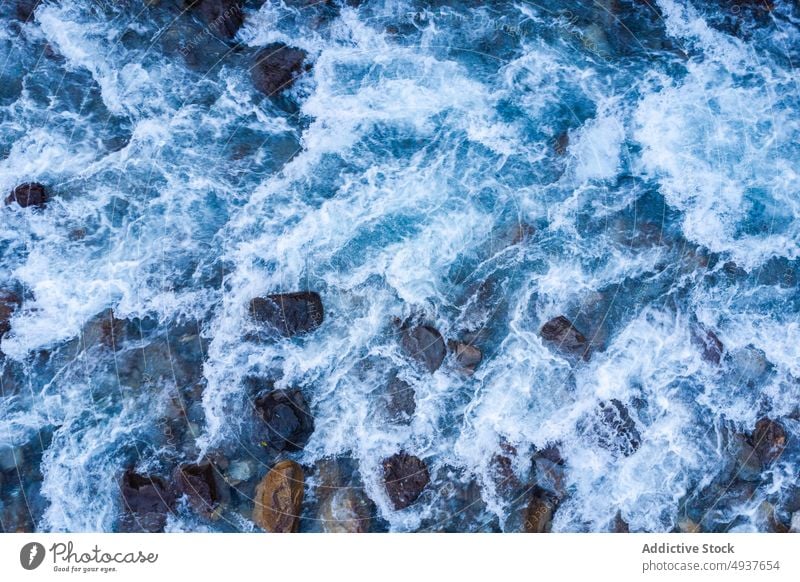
384, 374, 415, 423
593, 399, 641, 457
447, 340, 482, 374
251, 43, 309, 97
613, 512, 629, 533
254, 388, 314, 452
523, 487, 557, 533
540, 316, 589, 360
751, 417, 786, 467
173, 460, 229, 520
731, 434, 762, 482
119, 469, 175, 532
691, 325, 724, 366
315, 456, 372, 532
382, 452, 430, 510
185, 0, 244, 39
553, 131, 569, 155
253, 460, 304, 533
489, 453, 523, 498
249, 292, 324, 337
320, 488, 372, 533
0, 444, 24, 472
400, 324, 446, 373
677, 517, 702, 533
0, 291, 21, 338
15, 0, 42, 22
5, 182, 48, 209
226, 459, 254, 484
534, 456, 567, 500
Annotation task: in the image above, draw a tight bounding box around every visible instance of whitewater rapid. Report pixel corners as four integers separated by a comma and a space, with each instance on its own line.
1, 0, 799, 533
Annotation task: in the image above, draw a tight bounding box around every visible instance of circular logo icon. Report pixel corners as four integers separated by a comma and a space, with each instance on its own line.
20, 542, 46, 570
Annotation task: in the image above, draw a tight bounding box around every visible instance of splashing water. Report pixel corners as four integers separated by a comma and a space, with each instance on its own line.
0, 0, 798, 533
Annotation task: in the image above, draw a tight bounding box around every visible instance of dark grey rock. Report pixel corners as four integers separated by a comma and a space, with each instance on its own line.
400, 324, 446, 373
254, 388, 314, 452
382, 452, 429, 510
251, 43, 308, 96
249, 291, 324, 337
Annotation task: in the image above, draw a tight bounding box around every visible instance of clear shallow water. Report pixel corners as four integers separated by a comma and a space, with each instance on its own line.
0, 0, 799, 533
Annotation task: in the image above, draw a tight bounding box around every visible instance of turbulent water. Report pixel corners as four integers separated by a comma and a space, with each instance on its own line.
1, 0, 799, 533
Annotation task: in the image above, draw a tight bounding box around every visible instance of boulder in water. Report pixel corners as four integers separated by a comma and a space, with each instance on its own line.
384, 374, 415, 423
0, 291, 21, 338
382, 452, 429, 510
534, 456, 566, 500
553, 131, 569, 155
448, 340, 482, 374
0, 444, 23, 472
15, 0, 42, 22
489, 453, 523, 498
185, 0, 244, 39
731, 434, 762, 482
613, 512, 629, 533
119, 469, 176, 532
319, 488, 372, 533
5, 183, 48, 209
691, 325, 724, 365
254, 388, 314, 452
315, 456, 372, 532
251, 44, 309, 97
400, 323, 446, 373
249, 291, 324, 337
99, 310, 127, 351
751, 417, 786, 467
253, 460, 304, 533
540, 316, 589, 360
173, 460, 229, 520
523, 487, 557, 533
593, 399, 641, 457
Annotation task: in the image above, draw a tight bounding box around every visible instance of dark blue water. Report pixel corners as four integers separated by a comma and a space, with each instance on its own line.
1, 0, 799, 533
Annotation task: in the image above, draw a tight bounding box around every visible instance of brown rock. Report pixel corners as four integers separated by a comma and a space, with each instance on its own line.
448, 340, 482, 374
185, 0, 244, 39
0, 291, 21, 337
6, 182, 48, 208
691, 325, 724, 365
100, 309, 126, 351
534, 457, 566, 499
253, 460, 304, 533
382, 452, 429, 510
119, 469, 175, 532
523, 488, 556, 533
553, 131, 569, 155
540, 316, 589, 360
251, 44, 309, 97
489, 453, 522, 498
751, 417, 786, 467
173, 460, 229, 520
677, 516, 702, 533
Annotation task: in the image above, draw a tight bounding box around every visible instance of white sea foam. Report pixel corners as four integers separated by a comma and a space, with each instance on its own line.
1, 0, 798, 533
